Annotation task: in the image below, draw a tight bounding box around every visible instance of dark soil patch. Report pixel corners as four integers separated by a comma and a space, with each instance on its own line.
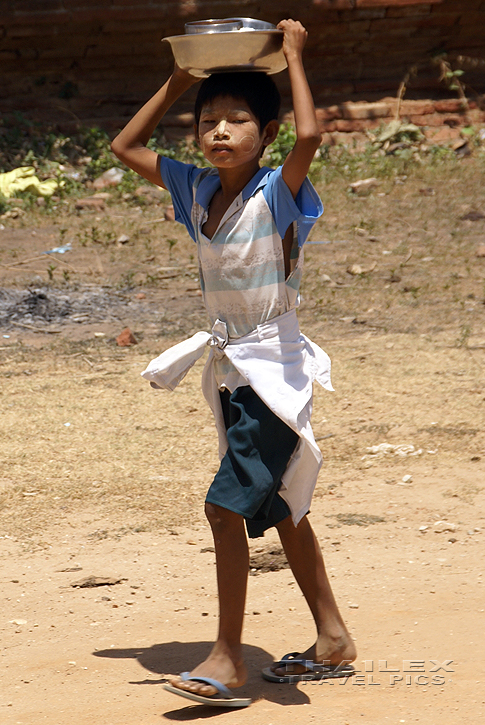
249, 547, 289, 575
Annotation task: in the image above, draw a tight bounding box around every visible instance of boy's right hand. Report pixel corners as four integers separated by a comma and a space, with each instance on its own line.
277, 19, 308, 63
172, 63, 201, 86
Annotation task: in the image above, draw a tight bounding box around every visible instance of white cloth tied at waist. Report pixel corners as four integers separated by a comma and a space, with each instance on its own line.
141, 309, 334, 526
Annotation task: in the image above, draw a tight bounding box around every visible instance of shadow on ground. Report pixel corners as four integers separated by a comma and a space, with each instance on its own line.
94, 640, 310, 716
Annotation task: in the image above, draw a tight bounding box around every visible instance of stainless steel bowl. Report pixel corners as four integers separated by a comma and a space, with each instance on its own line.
184, 18, 276, 34
163, 17, 286, 77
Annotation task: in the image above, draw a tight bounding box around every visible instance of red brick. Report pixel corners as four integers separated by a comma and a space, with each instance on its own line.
319, 121, 338, 132
370, 18, 420, 33
408, 112, 458, 126
62, 0, 115, 7
415, 12, 460, 26
316, 105, 342, 121
353, 79, 402, 93
101, 19, 164, 33
400, 100, 436, 115
358, 0, 441, 5
425, 126, 461, 142
14, 0, 64, 11
0, 49, 17, 61
5, 11, 69, 26
341, 101, 391, 119
459, 11, 485, 24
311, 0, 354, 7
6, 24, 66, 38
340, 8, 386, 19
434, 99, 465, 113
386, 4, 433, 17
348, 20, 371, 32
314, 82, 355, 97
310, 22, 348, 39
335, 118, 377, 132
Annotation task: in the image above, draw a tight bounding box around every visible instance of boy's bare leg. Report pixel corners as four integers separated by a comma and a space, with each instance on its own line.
170, 503, 249, 697
273, 514, 357, 674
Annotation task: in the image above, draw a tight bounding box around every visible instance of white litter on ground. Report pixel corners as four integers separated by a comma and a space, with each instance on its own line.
362, 443, 423, 460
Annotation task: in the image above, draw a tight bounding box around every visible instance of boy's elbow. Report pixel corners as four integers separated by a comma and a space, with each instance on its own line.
110, 136, 125, 161
307, 131, 322, 151
296, 133, 321, 157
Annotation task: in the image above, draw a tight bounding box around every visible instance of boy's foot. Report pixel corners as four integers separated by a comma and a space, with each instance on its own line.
168, 651, 247, 698
270, 634, 357, 677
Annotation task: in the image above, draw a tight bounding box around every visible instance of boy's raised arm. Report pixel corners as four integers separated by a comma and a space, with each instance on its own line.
276, 20, 322, 198
111, 67, 199, 188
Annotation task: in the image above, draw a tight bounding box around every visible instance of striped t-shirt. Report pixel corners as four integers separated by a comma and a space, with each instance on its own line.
158, 158, 323, 388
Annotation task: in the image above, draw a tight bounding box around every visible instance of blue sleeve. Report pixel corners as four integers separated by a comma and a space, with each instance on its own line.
262, 166, 323, 247
158, 156, 205, 241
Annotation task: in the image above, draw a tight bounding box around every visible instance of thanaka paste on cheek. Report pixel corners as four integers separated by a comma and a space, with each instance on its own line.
238, 133, 259, 153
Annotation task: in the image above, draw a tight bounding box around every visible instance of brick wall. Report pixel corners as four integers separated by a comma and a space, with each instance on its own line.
0, 0, 484, 134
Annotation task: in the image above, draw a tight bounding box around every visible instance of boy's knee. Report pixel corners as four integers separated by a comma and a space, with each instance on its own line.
205, 501, 240, 533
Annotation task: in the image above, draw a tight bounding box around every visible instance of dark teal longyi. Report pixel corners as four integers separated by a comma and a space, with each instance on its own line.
206, 386, 299, 538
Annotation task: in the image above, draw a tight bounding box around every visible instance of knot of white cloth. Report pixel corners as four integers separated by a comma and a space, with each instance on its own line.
208, 318, 229, 360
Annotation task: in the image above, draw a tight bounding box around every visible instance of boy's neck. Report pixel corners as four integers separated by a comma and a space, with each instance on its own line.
217, 159, 262, 200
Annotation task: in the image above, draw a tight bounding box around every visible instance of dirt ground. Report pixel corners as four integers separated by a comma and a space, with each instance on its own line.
1, 155, 484, 724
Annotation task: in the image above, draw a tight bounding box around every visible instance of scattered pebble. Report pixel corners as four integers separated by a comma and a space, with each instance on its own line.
92, 167, 125, 190
347, 262, 376, 276
349, 177, 379, 195
434, 521, 457, 533
75, 197, 106, 211
461, 209, 484, 221
116, 327, 138, 347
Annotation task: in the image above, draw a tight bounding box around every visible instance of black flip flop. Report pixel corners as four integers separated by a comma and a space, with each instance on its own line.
262, 652, 355, 683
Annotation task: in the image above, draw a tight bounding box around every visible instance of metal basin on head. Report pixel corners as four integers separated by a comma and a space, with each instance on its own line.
163, 17, 286, 77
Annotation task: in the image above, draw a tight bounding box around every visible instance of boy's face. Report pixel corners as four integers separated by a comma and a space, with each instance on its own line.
196, 96, 277, 168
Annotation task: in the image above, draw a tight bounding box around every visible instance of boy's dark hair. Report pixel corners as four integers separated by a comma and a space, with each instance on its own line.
194, 72, 281, 131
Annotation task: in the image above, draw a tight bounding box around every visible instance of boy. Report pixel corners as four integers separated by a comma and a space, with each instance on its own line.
111, 19, 356, 707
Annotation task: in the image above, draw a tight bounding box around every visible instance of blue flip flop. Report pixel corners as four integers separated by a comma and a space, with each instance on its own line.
163, 672, 251, 708
262, 652, 355, 683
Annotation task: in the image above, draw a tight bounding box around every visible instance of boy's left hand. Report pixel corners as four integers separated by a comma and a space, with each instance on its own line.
277, 19, 308, 61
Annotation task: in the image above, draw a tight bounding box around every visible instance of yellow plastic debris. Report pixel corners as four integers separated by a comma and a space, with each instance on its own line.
0, 166, 59, 198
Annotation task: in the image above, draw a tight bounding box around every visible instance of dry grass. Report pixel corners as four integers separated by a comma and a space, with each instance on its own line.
1, 330, 483, 547
1, 151, 485, 546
